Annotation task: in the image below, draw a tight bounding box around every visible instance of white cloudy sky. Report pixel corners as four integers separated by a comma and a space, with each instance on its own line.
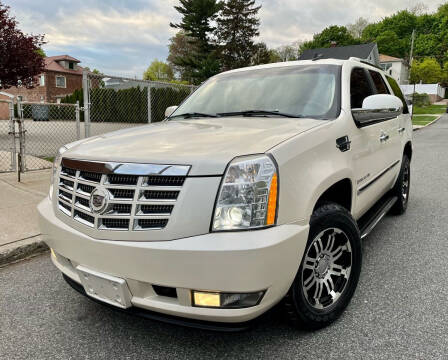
4, 0, 441, 76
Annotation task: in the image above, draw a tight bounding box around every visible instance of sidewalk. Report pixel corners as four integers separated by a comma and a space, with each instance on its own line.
0, 169, 51, 266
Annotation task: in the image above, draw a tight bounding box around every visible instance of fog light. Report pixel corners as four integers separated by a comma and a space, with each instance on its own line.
193, 292, 221, 307
192, 290, 265, 308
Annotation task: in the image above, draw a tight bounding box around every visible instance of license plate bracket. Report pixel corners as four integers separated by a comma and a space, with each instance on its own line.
76, 265, 132, 309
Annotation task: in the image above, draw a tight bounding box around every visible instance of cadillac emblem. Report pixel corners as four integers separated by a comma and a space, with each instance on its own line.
89, 187, 109, 214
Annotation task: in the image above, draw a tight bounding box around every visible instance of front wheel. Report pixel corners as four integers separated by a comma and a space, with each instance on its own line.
283, 203, 362, 330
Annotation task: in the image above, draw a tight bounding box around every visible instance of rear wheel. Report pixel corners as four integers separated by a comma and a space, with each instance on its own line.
390, 155, 410, 215
283, 203, 362, 330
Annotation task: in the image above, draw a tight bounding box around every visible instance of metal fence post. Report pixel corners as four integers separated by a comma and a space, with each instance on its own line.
75, 100, 81, 139
147, 84, 152, 123
82, 70, 91, 137
8, 99, 16, 172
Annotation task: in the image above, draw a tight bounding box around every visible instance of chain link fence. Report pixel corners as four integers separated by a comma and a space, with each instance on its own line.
84, 72, 196, 137
18, 101, 80, 171
0, 99, 15, 173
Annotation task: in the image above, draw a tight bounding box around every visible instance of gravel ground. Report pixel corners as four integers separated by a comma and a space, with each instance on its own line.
1, 116, 447, 359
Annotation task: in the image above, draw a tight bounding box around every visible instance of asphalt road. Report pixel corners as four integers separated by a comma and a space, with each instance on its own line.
1, 116, 448, 359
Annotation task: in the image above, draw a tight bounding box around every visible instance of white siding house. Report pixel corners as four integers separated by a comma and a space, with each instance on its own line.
379, 54, 409, 85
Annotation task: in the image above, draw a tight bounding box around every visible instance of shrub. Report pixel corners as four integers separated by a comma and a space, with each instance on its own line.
412, 93, 430, 107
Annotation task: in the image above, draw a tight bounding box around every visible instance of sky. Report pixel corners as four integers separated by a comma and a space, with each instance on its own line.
3, 0, 442, 77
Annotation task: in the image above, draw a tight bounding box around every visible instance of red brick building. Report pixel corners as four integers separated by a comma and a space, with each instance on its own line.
4, 55, 83, 104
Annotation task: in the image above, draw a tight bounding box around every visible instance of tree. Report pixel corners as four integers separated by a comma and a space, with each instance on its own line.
0, 2, 45, 89
410, 58, 443, 84
143, 59, 174, 81
216, 0, 261, 70
347, 17, 369, 39
376, 30, 403, 58
170, 0, 222, 84
300, 25, 359, 52
167, 31, 198, 81
275, 45, 298, 61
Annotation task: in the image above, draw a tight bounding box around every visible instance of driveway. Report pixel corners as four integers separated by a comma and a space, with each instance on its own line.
1, 116, 447, 359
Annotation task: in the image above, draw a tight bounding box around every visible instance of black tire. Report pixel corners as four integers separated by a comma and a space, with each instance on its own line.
283, 202, 362, 330
389, 155, 410, 215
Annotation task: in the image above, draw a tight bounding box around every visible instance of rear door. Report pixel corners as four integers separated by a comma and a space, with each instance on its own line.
350, 68, 399, 218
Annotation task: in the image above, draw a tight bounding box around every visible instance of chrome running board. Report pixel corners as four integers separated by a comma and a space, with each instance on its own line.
358, 196, 398, 239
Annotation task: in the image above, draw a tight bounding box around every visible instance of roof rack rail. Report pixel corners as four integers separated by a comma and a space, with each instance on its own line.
348, 57, 383, 71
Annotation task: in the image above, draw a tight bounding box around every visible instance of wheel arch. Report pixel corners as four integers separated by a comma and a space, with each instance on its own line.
310, 174, 354, 216
404, 141, 412, 160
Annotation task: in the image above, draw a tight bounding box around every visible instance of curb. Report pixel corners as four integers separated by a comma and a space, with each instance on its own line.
413, 115, 443, 131
0, 236, 49, 268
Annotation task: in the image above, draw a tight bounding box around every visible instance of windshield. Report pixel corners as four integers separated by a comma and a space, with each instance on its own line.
171, 64, 341, 119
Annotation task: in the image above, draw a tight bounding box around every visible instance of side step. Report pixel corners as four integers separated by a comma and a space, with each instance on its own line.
358, 195, 397, 239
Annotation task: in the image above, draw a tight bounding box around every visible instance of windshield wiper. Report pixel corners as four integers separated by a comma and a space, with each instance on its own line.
169, 112, 217, 119
217, 110, 302, 118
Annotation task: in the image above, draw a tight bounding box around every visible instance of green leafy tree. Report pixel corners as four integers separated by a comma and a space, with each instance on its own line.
410, 58, 443, 84
170, 0, 222, 84
376, 30, 403, 58
301, 25, 359, 52
167, 31, 198, 81
216, 0, 261, 70
143, 59, 174, 81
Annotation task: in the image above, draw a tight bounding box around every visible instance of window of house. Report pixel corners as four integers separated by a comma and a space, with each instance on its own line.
350, 68, 373, 108
17, 95, 23, 102
68, 62, 74, 70
369, 70, 389, 94
56, 75, 66, 88
39, 75, 45, 86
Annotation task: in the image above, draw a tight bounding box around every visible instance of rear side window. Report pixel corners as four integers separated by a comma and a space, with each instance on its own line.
350, 68, 373, 108
369, 70, 389, 94
386, 76, 409, 114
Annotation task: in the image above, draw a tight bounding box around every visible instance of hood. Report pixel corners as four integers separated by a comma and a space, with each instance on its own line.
64, 117, 324, 175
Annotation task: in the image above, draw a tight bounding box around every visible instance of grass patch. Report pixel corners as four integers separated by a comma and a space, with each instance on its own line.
412, 115, 438, 126
42, 157, 54, 163
413, 104, 446, 114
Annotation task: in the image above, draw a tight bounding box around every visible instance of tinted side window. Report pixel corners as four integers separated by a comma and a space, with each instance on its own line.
350, 68, 374, 108
369, 70, 389, 94
386, 76, 409, 114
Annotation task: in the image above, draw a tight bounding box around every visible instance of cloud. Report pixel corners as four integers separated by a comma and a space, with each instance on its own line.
3, 0, 441, 75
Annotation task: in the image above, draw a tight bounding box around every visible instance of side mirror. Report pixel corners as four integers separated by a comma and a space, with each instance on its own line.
352, 94, 403, 127
165, 106, 178, 118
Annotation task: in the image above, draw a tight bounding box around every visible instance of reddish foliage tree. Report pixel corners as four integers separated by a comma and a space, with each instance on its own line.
0, 2, 46, 89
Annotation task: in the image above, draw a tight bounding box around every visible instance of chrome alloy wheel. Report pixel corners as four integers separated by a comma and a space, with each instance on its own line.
402, 162, 410, 201
301, 228, 352, 310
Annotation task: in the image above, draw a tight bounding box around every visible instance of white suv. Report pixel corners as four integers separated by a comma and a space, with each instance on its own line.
38, 58, 412, 330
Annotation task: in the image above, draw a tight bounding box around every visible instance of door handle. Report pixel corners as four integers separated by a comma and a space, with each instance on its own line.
398, 127, 405, 134
379, 133, 389, 142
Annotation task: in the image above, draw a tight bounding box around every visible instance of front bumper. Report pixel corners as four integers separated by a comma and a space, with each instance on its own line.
38, 197, 309, 323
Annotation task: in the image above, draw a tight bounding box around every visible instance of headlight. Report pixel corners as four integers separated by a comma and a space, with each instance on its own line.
212, 154, 278, 231
49, 146, 67, 199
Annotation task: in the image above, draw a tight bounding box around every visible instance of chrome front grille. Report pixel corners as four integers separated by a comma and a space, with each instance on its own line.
56, 159, 190, 231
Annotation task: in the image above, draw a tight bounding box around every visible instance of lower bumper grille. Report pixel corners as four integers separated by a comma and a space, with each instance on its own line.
57, 159, 189, 232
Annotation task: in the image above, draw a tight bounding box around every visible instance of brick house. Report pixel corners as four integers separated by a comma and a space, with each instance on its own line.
4, 55, 83, 104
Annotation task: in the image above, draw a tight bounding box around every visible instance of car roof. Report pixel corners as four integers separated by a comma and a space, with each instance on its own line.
218, 58, 385, 77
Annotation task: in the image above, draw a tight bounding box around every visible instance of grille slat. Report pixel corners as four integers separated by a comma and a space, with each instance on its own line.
135, 218, 168, 230
100, 218, 130, 230
79, 171, 102, 183
57, 162, 184, 231
109, 188, 135, 200
107, 174, 138, 186
138, 204, 174, 215
144, 176, 185, 187
141, 190, 179, 201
